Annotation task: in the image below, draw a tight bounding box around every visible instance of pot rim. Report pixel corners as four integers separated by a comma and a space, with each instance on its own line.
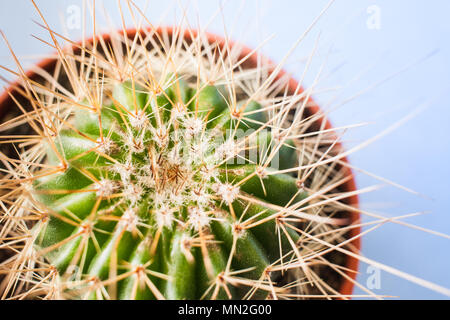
0, 25, 361, 298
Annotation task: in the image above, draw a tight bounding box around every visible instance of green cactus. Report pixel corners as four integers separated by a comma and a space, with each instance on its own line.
30, 77, 310, 300
4, 0, 450, 302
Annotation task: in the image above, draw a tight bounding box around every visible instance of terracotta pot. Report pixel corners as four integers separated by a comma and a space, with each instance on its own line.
0, 26, 361, 298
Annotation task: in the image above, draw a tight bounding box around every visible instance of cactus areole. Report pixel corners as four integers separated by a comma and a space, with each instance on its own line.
0, 27, 360, 299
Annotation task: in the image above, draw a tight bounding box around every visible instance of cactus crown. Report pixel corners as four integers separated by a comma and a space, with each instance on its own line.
34, 73, 311, 299
0, 27, 357, 300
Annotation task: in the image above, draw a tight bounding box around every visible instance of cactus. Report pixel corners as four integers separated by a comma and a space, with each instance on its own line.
0, 22, 360, 298
31, 76, 316, 299
2, 1, 450, 301
0, 6, 364, 300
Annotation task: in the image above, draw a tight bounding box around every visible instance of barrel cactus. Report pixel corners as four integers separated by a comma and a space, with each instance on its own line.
3, 0, 450, 301
32, 75, 315, 299
0, 20, 359, 300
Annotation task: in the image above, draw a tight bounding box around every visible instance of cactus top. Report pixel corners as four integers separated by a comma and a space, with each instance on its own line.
32, 77, 310, 300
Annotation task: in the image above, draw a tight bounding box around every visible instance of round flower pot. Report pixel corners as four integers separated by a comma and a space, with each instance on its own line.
0, 26, 360, 299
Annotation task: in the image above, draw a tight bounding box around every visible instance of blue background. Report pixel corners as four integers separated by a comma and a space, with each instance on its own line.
0, 0, 449, 299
